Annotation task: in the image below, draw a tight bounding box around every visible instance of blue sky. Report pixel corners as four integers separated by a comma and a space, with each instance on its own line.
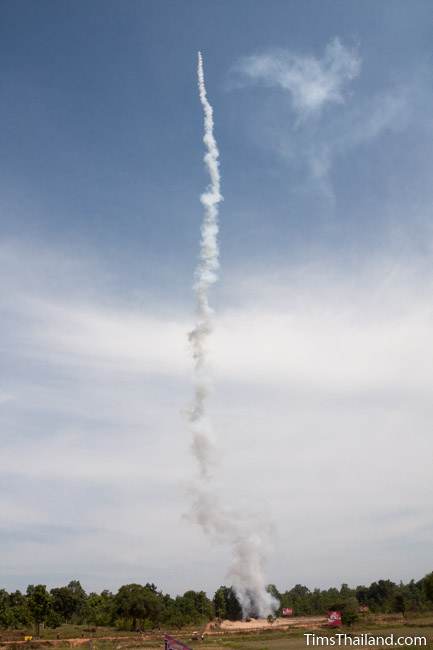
1, 0, 433, 595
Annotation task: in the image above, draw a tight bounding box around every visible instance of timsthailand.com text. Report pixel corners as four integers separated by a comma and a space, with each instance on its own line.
304, 634, 427, 646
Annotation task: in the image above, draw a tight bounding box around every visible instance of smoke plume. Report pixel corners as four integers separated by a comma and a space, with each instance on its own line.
187, 52, 278, 618
188, 50, 222, 479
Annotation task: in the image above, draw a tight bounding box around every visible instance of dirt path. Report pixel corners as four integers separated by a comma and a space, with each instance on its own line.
0, 635, 155, 649
205, 616, 327, 635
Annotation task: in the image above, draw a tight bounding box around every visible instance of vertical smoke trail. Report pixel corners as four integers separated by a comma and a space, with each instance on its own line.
188, 51, 222, 478
188, 52, 278, 618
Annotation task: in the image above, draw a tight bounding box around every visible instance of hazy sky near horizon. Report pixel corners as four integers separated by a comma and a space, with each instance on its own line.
1, 0, 433, 596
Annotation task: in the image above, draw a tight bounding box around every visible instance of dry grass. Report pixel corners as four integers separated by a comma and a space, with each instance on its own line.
2, 615, 433, 650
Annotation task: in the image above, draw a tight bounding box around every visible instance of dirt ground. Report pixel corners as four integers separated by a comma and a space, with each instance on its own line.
2, 614, 432, 650
205, 616, 326, 634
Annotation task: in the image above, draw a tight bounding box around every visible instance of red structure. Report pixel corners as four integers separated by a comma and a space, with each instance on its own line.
164, 635, 193, 650
282, 608, 293, 616
327, 611, 342, 627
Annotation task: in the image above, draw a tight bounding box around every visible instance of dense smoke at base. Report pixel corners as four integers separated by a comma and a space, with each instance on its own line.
188, 486, 278, 618
231, 536, 279, 618
187, 52, 278, 619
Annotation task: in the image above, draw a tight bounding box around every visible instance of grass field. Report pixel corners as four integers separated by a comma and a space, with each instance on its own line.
2, 616, 433, 650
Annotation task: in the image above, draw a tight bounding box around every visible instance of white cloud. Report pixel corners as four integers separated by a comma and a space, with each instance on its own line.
11, 259, 433, 400
1, 242, 433, 592
25, 297, 188, 376
304, 85, 411, 181
229, 39, 427, 200
233, 38, 361, 118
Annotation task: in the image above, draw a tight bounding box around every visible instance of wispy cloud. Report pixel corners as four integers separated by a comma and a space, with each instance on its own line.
300, 84, 412, 184
229, 38, 426, 200
232, 38, 361, 119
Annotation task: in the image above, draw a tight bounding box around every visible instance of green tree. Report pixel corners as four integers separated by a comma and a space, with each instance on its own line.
0, 589, 13, 628
45, 610, 63, 629
340, 584, 354, 600
393, 593, 406, 615
67, 580, 88, 622
226, 587, 242, 620
310, 588, 323, 614
355, 586, 369, 607
367, 580, 397, 612
26, 585, 52, 636
423, 572, 433, 604
50, 581, 88, 624
9, 590, 31, 628
50, 587, 77, 623
87, 590, 115, 626
212, 586, 241, 621
285, 584, 312, 615
181, 590, 213, 621
342, 597, 359, 626
213, 587, 227, 619
115, 584, 162, 630
403, 580, 423, 612
162, 601, 184, 630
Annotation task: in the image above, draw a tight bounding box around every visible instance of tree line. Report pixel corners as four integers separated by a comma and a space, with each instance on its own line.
1, 572, 433, 633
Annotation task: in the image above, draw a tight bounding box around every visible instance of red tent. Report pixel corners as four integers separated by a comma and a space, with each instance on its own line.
327, 611, 342, 627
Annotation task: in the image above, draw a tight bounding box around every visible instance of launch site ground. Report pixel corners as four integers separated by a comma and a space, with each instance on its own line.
1, 614, 433, 650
